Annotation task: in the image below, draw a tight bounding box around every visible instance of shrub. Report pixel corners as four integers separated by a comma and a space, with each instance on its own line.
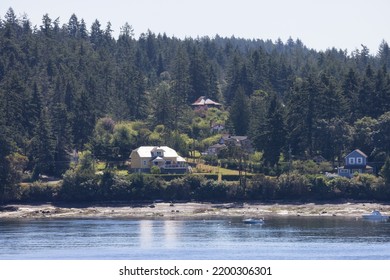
308, 175, 333, 200
277, 172, 311, 199
150, 165, 161, 174
351, 174, 386, 200
202, 155, 218, 166
109, 176, 133, 200
164, 177, 192, 201
246, 175, 278, 200
59, 169, 100, 201
20, 182, 58, 202
194, 180, 229, 201
381, 156, 390, 186
327, 176, 353, 198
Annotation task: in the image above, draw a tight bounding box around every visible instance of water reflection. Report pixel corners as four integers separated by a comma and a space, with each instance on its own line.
164, 220, 180, 248
139, 220, 153, 248
138, 220, 182, 249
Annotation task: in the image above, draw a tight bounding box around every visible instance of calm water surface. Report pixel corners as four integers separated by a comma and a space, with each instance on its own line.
1, 216, 390, 259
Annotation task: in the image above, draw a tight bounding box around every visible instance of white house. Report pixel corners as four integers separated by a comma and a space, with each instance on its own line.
130, 146, 187, 174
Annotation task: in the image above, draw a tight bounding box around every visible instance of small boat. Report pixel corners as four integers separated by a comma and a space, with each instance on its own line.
362, 210, 389, 221
243, 218, 264, 225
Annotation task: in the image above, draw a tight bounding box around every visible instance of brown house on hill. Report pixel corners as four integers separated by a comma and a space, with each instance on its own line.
219, 135, 253, 153
206, 143, 227, 156
206, 135, 253, 155
205, 135, 253, 156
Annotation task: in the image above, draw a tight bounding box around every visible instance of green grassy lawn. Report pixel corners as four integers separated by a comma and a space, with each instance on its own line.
115, 170, 129, 176
95, 161, 106, 171
95, 161, 129, 175
195, 163, 242, 175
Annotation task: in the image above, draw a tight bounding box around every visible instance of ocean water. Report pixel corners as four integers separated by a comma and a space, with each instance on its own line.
1, 216, 390, 260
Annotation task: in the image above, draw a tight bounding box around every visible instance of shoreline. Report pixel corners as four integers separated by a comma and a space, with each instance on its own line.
1, 201, 390, 219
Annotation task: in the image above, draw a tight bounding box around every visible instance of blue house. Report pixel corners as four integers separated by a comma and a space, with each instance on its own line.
337, 149, 373, 178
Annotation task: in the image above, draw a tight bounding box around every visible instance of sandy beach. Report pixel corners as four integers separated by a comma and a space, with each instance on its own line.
1, 201, 390, 219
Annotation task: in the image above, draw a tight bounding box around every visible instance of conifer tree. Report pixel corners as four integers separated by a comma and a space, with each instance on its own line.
0, 110, 11, 203
342, 68, 360, 121
358, 65, 376, 118
171, 46, 191, 131
29, 108, 55, 179
228, 86, 250, 135
262, 95, 286, 166
188, 46, 209, 102
381, 156, 390, 186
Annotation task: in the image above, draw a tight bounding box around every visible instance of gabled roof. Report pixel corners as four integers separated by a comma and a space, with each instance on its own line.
346, 149, 368, 158
204, 98, 221, 105
152, 156, 165, 162
191, 96, 221, 106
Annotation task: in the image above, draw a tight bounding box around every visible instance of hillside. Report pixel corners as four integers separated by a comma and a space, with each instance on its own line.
1, 8, 390, 199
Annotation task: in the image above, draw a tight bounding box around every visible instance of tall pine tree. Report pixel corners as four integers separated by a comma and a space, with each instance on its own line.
262, 95, 286, 166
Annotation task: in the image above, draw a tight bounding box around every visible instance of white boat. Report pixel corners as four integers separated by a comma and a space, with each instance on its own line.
243, 218, 264, 225
362, 210, 389, 221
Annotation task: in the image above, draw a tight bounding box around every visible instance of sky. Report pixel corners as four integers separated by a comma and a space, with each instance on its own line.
1, 0, 389, 54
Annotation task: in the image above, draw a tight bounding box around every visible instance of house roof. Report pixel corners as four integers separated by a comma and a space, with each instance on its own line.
152, 156, 165, 162
133, 146, 179, 158
346, 149, 368, 158
312, 155, 327, 163
191, 96, 221, 106
209, 143, 226, 149
221, 135, 248, 141
177, 156, 186, 162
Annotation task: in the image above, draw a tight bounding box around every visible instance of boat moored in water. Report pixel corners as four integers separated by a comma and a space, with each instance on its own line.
362, 210, 389, 221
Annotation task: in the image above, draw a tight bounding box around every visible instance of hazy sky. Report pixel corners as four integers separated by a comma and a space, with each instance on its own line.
1, 0, 389, 54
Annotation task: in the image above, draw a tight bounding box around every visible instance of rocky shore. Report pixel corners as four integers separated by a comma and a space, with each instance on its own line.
1, 201, 390, 219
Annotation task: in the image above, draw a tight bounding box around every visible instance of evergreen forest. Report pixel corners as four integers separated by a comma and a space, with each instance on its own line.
1, 8, 390, 203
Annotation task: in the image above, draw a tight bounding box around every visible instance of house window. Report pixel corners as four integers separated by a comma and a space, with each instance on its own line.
356, 157, 363, 164
156, 151, 162, 156
339, 169, 349, 174
348, 157, 355, 165
143, 160, 147, 167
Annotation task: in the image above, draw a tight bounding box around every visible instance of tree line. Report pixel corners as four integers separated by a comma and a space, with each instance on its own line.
1, 8, 390, 202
